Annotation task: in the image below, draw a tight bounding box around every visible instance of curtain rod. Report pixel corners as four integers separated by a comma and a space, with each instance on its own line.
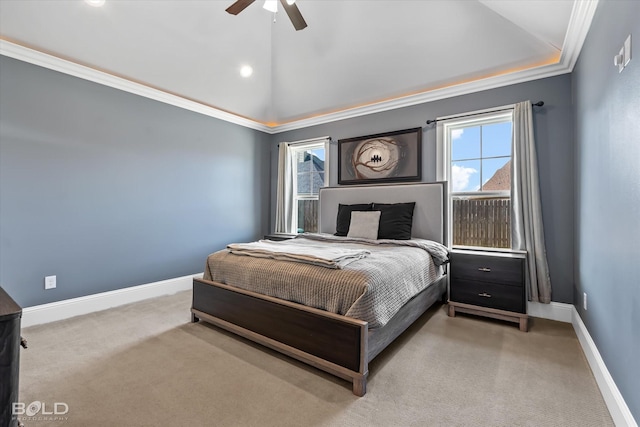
278, 136, 332, 147
425, 101, 544, 125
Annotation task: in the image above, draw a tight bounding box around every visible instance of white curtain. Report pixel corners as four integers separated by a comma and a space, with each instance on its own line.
274, 142, 294, 234
511, 101, 552, 303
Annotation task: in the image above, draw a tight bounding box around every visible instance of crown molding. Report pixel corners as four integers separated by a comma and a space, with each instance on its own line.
270, 0, 598, 133
558, 0, 599, 70
269, 61, 571, 133
0, 39, 272, 134
0, 0, 596, 135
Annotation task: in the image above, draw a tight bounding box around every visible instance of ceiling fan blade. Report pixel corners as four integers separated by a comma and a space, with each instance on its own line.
226, 0, 256, 15
279, 0, 308, 31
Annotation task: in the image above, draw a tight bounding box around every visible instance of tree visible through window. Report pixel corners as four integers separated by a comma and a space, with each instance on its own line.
439, 111, 514, 248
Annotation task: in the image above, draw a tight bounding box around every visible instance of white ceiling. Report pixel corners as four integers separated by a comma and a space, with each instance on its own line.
0, 0, 597, 132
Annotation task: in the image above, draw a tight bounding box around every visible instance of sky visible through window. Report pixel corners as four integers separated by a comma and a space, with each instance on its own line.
311, 148, 325, 161
450, 121, 512, 192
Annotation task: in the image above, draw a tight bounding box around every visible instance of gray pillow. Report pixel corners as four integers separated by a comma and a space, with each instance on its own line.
335, 203, 372, 236
347, 211, 381, 240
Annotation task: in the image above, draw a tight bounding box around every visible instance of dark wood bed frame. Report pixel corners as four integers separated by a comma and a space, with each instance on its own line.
191, 182, 448, 396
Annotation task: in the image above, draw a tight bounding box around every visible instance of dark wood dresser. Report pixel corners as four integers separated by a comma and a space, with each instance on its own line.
0, 286, 22, 427
448, 249, 528, 331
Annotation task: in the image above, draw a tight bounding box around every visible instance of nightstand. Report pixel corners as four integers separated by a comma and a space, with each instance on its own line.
263, 233, 297, 241
448, 249, 528, 331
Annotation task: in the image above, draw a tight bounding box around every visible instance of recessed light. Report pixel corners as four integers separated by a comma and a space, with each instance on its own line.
85, 0, 106, 7
240, 65, 253, 78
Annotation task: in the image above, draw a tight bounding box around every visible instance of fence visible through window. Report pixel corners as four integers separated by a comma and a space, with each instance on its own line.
453, 197, 511, 248
297, 199, 318, 233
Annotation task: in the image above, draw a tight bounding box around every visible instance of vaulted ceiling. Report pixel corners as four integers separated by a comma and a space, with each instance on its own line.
0, 0, 597, 133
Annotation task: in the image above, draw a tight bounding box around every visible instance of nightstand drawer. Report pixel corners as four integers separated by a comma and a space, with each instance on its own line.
450, 279, 525, 313
451, 254, 524, 286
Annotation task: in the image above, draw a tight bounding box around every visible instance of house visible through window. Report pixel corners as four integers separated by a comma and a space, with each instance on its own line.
437, 109, 514, 249
291, 143, 327, 233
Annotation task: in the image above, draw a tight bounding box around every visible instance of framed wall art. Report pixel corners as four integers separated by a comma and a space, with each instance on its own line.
338, 127, 422, 185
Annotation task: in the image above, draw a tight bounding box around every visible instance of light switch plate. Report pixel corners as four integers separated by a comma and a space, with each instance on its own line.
624, 34, 632, 67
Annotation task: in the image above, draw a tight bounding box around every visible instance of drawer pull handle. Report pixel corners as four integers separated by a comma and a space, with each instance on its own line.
478, 292, 492, 298
478, 267, 491, 272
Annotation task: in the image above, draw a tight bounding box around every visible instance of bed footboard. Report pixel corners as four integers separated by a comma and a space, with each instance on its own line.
191, 278, 369, 396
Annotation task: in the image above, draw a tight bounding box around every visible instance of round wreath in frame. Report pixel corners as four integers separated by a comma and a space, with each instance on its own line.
338, 127, 422, 185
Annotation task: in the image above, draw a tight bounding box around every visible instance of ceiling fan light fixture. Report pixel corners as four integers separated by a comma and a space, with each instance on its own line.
85, 0, 106, 7
263, 0, 278, 13
226, 0, 307, 31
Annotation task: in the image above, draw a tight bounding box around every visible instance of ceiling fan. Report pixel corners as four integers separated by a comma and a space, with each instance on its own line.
226, 0, 308, 31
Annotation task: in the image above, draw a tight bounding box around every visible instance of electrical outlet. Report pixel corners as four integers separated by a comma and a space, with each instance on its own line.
583, 292, 587, 310
45, 275, 57, 290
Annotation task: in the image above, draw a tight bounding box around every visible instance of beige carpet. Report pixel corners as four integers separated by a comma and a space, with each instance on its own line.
18, 291, 613, 427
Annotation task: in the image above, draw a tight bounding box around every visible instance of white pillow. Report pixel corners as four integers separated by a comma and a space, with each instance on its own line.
347, 211, 381, 240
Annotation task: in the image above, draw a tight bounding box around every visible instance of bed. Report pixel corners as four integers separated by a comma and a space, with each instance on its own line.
191, 182, 448, 396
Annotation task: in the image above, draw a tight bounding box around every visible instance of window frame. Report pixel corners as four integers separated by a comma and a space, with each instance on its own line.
436, 106, 514, 249
289, 140, 330, 233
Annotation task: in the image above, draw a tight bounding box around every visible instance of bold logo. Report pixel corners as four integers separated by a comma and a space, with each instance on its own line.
13, 401, 69, 416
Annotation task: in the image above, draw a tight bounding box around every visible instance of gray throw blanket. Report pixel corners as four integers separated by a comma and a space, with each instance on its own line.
228, 238, 370, 269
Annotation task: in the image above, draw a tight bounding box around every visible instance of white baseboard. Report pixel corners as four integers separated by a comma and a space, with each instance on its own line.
21, 273, 202, 328
521, 302, 635, 426
572, 307, 637, 427
527, 301, 574, 322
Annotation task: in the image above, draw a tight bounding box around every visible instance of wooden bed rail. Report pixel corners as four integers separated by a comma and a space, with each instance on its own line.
191, 278, 369, 396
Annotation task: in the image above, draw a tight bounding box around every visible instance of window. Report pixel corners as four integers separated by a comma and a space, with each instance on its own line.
291, 143, 327, 233
276, 137, 330, 235
291, 142, 328, 233
437, 109, 514, 249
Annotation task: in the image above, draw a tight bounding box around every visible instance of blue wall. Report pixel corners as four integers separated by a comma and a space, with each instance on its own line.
573, 0, 640, 421
0, 56, 271, 307
270, 75, 575, 304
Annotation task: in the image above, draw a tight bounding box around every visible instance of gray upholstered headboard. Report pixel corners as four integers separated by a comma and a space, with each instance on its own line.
318, 182, 447, 245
